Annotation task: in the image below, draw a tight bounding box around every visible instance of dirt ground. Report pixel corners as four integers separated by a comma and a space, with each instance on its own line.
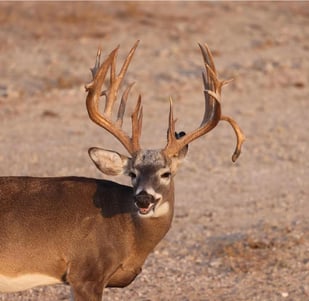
0, 2, 308, 301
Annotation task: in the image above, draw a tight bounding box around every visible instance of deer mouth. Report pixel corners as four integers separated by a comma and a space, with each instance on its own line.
137, 202, 156, 215
134, 193, 159, 216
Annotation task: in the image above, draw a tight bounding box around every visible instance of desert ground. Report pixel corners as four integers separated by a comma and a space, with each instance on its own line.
0, 2, 308, 301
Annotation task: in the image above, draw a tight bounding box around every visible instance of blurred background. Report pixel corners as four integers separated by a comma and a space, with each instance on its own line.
0, 2, 308, 300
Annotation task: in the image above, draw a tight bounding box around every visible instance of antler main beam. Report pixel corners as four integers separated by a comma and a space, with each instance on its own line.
85, 41, 142, 155
163, 43, 245, 162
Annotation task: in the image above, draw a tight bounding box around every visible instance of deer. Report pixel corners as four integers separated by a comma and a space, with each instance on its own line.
0, 41, 244, 301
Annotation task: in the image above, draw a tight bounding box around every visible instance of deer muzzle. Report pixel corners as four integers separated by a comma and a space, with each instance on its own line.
134, 190, 157, 215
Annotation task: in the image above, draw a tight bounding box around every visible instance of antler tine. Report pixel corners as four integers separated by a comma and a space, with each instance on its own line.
221, 115, 245, 162
131, 95, 143, 152
104, 40, 140, 118
116, 82, 135, 128
90, 48, 102, 79
164, 97, 177, 151
85, 47, 117, 120
164, 42, 244, 162
85, 41, 141, 155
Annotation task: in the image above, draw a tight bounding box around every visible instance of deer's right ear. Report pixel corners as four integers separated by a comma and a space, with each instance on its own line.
88, 147, 131, 176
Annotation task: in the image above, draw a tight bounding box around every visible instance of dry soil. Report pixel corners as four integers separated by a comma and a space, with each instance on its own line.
0, 2, 308, 301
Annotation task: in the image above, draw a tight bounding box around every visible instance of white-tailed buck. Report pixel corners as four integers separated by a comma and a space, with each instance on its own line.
0, 41, 244, 300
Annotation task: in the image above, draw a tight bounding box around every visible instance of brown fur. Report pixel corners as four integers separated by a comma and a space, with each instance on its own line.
0, 174, 174, 300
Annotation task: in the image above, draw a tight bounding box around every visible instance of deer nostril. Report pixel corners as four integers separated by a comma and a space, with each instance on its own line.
134, 192, 155, 208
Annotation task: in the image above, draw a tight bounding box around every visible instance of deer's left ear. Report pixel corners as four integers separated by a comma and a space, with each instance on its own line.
88, 147, 131, 176
170, 144, 188, 174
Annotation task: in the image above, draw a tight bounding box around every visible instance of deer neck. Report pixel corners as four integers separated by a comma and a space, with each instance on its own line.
132, 181, 175, 256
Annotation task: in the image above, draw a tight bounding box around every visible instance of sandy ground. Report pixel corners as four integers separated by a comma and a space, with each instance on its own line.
0, 2, 308, 301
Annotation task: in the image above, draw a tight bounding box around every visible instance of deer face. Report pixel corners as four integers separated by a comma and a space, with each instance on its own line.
88, 148, 187, 218
130, 150, 173, 217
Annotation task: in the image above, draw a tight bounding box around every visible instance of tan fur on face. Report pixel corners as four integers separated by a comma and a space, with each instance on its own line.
133, 150, 167, 169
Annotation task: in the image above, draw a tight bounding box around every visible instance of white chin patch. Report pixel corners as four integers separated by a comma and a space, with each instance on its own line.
153, 201, 170, 217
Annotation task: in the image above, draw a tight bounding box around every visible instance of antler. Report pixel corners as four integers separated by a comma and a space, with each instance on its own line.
85, 41, 143, 155
163, 43, 245, 162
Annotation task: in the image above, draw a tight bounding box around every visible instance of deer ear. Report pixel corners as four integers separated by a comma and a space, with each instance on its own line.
170, 145, 188, 174
177, 144, 189, 160
88, 147, 131, 176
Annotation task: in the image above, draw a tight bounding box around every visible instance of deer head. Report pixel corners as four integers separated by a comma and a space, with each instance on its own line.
85, 41, 245, 218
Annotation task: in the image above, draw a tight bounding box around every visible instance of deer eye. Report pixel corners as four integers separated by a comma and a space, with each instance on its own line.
129, 171, 137, 179
161, 172, 171, 179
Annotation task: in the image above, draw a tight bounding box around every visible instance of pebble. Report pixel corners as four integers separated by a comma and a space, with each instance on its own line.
0, 85, 8, 97
281, 292, 289, 298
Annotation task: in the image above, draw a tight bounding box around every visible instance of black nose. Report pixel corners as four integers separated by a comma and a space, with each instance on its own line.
134, 191, 155, 209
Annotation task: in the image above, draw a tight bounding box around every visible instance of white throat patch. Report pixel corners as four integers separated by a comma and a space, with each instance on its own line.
153, 201, 170, 217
